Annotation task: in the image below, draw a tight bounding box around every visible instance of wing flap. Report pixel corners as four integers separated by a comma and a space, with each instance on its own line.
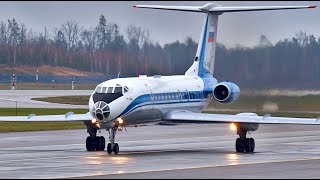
0, 112, 92, 122
164, 110, 320, 125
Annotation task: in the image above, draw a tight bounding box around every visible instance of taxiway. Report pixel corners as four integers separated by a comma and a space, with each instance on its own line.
0, 123, 320, 178
0, 90, 91, 109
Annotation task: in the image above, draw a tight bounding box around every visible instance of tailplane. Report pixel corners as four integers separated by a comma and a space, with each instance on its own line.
134, 3, 316, 78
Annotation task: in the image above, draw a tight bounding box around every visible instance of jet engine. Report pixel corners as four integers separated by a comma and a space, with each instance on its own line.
213, 81, 240, 103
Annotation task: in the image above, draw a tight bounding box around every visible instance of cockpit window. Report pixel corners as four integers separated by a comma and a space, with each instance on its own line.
102, 87, 107, 93
124, 86, 129, 93
114, 87, 122, 94
95, 86, 102, 93
107, 87, 113, 93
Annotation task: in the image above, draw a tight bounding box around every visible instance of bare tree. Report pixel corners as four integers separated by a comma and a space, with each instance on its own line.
0, 22, 8, 45
8, 18, 20, 64
81, 28, 98, 72
61, 20, 82, 51
258, 34, 272, 47
126, 25, 150, 49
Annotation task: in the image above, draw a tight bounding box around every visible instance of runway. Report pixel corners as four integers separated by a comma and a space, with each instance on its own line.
0, 90, 91, 109
0, 123, 320, 178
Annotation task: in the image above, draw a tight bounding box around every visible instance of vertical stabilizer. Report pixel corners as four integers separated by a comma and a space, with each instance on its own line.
185, 13, 218, 77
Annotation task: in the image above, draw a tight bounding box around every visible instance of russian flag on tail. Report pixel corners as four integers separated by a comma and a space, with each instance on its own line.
208, 32, 215, 42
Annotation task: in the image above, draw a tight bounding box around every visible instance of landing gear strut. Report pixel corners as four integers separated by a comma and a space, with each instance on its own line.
86, 127, 106, 151
107, 126, 119, 154
235, 129, 255, 153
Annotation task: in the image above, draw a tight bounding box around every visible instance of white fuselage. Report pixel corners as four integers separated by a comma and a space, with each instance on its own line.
89, 75, 218, 125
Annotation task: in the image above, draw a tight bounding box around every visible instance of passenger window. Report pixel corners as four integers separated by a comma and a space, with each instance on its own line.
107, 87, 113, 93
114, 87, 122, 94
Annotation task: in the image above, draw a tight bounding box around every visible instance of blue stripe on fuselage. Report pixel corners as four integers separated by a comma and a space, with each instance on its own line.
198, 15, 211, 78
118, 91, 210, 118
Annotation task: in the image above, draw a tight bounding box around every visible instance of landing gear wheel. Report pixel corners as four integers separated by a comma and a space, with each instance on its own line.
86, 136, 95, 151
113, 143, 119, 154
107, 143, 112, 154
96, 136, 106, 151
245, 138, 255, 153
235, 138, 244, 153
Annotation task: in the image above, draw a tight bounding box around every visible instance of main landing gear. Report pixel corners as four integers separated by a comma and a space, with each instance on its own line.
235, 129, 255, 153
86, 128, 106, 151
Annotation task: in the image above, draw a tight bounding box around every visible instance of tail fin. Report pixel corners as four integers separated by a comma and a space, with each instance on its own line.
185, 13, 218, 78
133, 3, 316, 77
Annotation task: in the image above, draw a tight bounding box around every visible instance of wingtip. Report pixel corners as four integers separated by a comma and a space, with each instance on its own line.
309, 5, 317, 8
133, 5, 137, 8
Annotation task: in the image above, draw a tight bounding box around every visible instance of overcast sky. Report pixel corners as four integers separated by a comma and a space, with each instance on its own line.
0, 1, 319, 48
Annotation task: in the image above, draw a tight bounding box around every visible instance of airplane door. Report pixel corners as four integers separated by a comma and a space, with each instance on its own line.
201, 91, 205, 107
144, 84, 154, 109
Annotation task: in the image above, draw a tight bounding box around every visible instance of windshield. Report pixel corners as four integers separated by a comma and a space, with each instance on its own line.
95, 85, 129, 94
93, 84, 129, 103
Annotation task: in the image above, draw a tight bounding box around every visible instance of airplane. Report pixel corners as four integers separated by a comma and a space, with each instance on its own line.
0, 3, 318, 155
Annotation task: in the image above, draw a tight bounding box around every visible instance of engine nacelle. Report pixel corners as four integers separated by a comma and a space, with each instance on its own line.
213, 81, 240, 104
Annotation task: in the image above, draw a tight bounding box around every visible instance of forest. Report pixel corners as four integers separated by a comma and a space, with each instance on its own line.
1, 15, 320, 89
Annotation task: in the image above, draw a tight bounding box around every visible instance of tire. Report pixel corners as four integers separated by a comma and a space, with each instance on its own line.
236, 138, 244, 153
113, 143, 119, 154
86, 137, 94, 151
96, 136, 105, 151
250, 138, 255, 152
107, 143, 112, 154
100, 136, 106, 151
245, 138, 255, 153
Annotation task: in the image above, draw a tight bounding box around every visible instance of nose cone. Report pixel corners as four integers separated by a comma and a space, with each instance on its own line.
91, 101, 110, 121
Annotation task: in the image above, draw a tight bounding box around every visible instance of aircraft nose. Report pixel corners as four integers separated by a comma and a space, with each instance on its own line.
92, 101, 110, 121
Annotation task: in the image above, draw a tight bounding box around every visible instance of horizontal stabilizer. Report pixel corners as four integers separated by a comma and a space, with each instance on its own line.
210, 5, 316, 13
133, 5, 203, 12
133, 3, 316, 13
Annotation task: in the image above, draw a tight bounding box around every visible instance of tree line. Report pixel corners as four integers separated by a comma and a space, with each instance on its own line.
0, 15, 320, 89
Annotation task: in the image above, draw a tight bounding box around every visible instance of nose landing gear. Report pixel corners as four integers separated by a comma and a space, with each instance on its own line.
107, 126, 119, 154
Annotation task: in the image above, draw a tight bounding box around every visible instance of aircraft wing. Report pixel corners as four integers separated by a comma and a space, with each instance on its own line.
163, 110, 320, 125
0, 112, 92, 122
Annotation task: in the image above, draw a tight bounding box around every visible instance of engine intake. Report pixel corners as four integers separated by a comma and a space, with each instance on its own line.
213, 81, 240, 103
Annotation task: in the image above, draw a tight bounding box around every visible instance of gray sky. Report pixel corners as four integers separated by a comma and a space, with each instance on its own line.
0, 1, 319, 48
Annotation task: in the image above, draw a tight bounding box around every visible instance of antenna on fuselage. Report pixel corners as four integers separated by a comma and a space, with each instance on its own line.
117, 72, 120, 78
